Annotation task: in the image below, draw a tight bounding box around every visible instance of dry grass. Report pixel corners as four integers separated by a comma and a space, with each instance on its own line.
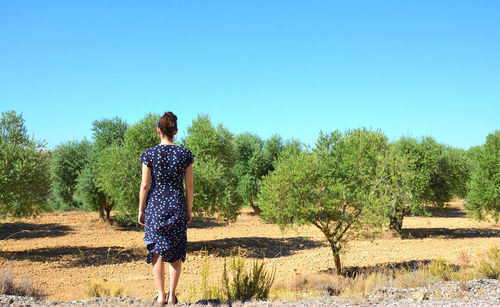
0, 266, 47, 299
274, 247, 499, 300
83, 279, 127, 298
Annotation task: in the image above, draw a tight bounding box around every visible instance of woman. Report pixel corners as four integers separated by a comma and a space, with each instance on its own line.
137, 111, 194, 305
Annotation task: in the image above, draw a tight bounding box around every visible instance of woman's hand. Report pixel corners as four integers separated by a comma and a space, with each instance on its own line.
186, 209, 192, 224
138, 210, 145, 226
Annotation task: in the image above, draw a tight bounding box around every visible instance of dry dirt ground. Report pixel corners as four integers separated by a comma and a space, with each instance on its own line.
1, 201, 500, 302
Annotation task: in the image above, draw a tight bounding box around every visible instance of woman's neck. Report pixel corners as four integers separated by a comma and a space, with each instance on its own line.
159, 137, 175, 145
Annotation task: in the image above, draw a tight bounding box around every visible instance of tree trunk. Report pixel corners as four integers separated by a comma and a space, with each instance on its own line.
104, 203, 111, 221
250, 204, 261, 215
99, 210, 106, 222
389, 215, 403, 235
99, 203, 112, 223
329, 241, 342, 275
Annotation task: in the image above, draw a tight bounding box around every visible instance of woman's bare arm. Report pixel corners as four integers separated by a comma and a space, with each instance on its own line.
185, 164, 193, 223
138, 163, 151, 225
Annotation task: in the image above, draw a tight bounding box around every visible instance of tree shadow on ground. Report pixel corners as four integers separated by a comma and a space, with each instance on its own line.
401, 227, 500, 239
322, 259, 460, 278
422, 206, 466, 218
187, 217, 224, 229
113, 217, 224, 232
187, 236, 324, 258
0, 223, 73, 240
0, 246, 144, 268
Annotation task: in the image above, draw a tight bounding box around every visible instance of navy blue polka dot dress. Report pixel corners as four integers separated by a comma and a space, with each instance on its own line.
140, 144, 195, 264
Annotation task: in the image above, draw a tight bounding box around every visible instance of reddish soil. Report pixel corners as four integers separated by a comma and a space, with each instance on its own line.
1, 201, 499, 301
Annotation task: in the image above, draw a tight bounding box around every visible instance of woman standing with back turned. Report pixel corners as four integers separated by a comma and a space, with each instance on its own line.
137, 112, 194, 305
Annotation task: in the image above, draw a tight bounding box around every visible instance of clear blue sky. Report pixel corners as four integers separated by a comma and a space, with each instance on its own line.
1, 0, 499, 150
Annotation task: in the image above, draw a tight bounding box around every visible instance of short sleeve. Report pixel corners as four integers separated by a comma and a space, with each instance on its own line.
140, 149, 152, 168
184, 149, 195, 168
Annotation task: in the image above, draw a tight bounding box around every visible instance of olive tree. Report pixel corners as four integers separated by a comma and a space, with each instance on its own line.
183, 114, 243, 222
466, 130, 500, 222
387, 136, 469, 234
259, 128, 388, 274
96, 113, 159, 222
49, 139, 92, 210
74, 117, 127, 222
377, 144, 419, 234
0, 110, 51, 217
233, 133, 265, 213
233, 134, 291, 214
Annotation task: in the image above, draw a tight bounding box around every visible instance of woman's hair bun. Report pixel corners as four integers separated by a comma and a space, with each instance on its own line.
158, 112, 178, 139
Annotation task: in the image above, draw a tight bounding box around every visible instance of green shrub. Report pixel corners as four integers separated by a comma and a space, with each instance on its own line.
194, 249, 275, 302
220, 249, 276, 301
477, 246, 500, 279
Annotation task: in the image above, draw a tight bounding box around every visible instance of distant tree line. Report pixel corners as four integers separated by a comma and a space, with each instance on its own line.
1, 110, 499, 274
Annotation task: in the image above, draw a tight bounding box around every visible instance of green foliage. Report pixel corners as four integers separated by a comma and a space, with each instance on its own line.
49, 139, 93, 210
194, 249, 275, 302
183, 114, 243, 222
91, 116, 128, 152
0, 110, 30, 146
466, 130, 500, 222
442, 146, 470, 199
232, 133, 287, 213
377, 144, 418, 233
465, 145, 482, 176
387, 136, 470, 233
259, 128, 388, 274
233, 133, 264, 207
96, 113, 159, 222
220, 249, 276, 302
477, 246, 500, 279
184, 114, 236, 169
75, 117, 127, 221
0, 110, 51, 218
74, 150, 108, 219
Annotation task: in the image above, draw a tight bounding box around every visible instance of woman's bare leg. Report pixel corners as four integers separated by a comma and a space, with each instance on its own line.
152, 253, 166, 303
168, 259, 182, 303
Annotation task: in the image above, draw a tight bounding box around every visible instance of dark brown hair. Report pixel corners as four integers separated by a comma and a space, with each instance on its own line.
158, 112, 177, 140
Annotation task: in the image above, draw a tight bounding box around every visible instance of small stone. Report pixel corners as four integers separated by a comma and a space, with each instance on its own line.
411, 290, 427, 300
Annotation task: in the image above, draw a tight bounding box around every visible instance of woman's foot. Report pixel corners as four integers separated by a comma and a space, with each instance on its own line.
155, 291, 167, 304
167, 293, 178, 304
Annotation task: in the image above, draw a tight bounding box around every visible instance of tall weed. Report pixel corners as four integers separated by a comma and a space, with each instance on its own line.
0, 266, 47, 299
220, 249, 276, 301
192, 248, 275, 302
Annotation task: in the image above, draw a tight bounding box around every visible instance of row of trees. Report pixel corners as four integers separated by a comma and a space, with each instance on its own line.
1, 110, 499, 274
258, 129, 477, 273
45, 112, 296, 223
